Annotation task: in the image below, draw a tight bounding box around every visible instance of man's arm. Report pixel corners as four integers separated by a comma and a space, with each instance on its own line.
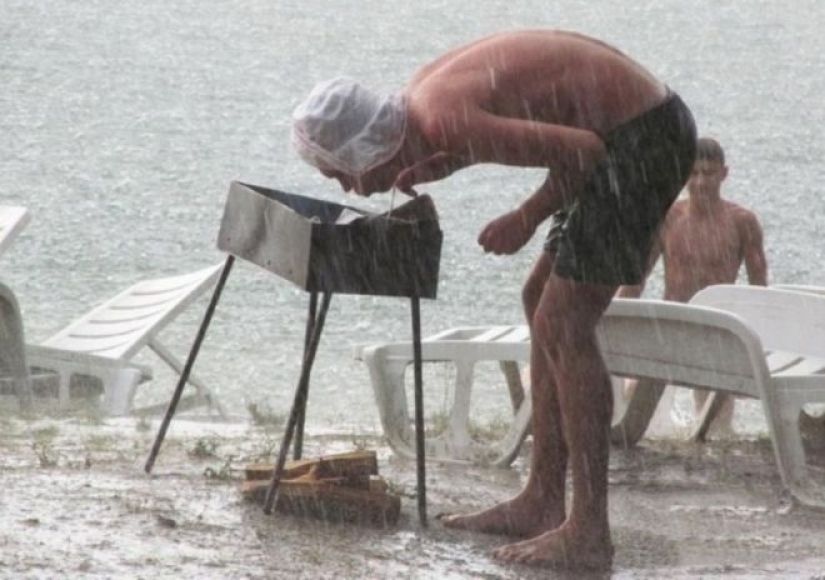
740, 211, 768, 286
477, 170, 567, 255
438, 109, 606, 168
393, 152, 463, 194
423, 107, 606, 177
518, 170, 584, 227
477, 134, 615, 256
398, 111, 605, 195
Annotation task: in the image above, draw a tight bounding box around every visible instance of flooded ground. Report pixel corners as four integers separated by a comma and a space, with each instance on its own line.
1, 415, 824, 579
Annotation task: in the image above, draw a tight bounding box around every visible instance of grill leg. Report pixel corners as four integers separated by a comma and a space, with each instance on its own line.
293, 292, 319, 460
264, 292, 332, 514
411, 293, 427, 526
145, 256, 234, 474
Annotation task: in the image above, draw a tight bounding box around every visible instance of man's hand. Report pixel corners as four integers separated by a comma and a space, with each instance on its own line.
393, 152, 459, 196
393, 166, 419, 197
478, 209, 536, 255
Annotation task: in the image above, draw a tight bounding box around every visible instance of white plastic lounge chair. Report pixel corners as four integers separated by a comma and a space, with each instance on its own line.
0, 281, 143, 413
601, 294, 825, 506
359, 295, 825, 506
25, 264, 227, 417
356, 325, 532, 466
0, 205, 31, 256
614, 284, 825, 444
0, 206, 33, 407
355, 321, 668, 467
773, 284, 825, 296
688, 285, 825, 441
0, 281, 41, 409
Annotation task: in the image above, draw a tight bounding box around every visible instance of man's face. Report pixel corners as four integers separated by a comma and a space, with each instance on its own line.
686, 159, 728, 198
318, 167, 357, 193
319, 162, 395, 197
354, 162, 398, 196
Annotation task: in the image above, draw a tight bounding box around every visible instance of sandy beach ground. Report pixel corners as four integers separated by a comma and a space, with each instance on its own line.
2, 413, 825, 580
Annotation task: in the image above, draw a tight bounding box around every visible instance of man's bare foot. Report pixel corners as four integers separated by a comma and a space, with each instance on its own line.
438, 495, 563, 538
491, 526, 614, 570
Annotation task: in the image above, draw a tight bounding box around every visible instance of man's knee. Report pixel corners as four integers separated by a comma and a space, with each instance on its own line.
522, 277, 542, 317
523, 252, 555, 317
532, 301, 575, 359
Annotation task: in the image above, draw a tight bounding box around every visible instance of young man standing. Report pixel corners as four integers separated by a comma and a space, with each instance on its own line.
292, 29, 697, 569
618, 137, 768, 433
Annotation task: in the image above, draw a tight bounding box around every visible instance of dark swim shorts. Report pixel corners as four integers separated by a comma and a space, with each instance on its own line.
544, 92, 697, 286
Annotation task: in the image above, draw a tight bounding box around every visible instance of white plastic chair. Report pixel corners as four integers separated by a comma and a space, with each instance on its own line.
0, 281, 43, 409
0, 206, 31, 256
356, 325, 532, 466
359, 294, 825, 506
773, 284, 825, 296
0, 281, 143, 413
26, 264, 227, 416
601, 294, 825, 506
688, 285, 825, 441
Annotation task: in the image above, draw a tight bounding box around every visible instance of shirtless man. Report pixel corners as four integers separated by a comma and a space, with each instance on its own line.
618, 137, 768, 432
291, 29, 696, 569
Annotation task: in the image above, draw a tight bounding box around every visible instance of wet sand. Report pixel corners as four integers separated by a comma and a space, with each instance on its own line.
1, 415, 824, 579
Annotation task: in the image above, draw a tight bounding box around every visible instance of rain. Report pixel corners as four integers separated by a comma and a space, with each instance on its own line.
2, 0, 825, 578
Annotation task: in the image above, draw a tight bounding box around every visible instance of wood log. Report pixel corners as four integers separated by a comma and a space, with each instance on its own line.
241, 478, 400, 527
244, 450, 378, 481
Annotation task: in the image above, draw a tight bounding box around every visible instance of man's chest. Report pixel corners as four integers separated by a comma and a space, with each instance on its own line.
662, 215, 743, 265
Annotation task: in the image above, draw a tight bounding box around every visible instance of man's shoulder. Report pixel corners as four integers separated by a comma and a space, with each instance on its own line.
722, 199, 761, 222
670, 198, 689, 210
664, 198, 690, 219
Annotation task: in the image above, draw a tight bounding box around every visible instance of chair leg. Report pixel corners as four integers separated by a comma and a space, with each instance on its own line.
0, 285, 33, 412
444, 360, 475, 455
766, 379, 824, 497
490, 398, 532, 467
149, 339, 228, 418
690, 391, 727, 442
610, 378, 667, 448
101, 368, 144, 416
499, 361, 525, 411
361, 345, 416, 456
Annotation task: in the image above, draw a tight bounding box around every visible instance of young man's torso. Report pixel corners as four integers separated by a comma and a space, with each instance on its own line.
660, 198, 758, 302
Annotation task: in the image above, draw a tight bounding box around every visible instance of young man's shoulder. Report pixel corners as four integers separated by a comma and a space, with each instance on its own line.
722, 199, 761, 222
664, 198, 690, 220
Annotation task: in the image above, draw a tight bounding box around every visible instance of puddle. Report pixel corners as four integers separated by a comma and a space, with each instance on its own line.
1, 416, 824, 579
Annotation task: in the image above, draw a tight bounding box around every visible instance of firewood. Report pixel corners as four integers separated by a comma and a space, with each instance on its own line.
241, 478, 400, 527
244, 450, 378, 481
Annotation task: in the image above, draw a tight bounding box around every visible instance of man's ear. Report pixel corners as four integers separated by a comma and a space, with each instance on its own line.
720, 165, 730, 181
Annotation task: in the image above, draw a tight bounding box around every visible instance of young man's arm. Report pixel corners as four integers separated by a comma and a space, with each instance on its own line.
740, 211, 768, 286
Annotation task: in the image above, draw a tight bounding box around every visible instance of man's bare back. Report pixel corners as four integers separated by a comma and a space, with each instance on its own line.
402, 30, 668, 185
406, 30, 666, 136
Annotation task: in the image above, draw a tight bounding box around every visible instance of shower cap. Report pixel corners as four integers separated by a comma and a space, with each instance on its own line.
291, 77, 407, 176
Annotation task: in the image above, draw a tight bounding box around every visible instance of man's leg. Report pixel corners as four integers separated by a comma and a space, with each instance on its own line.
493, 274, 616, 568
440, 251, 567, 537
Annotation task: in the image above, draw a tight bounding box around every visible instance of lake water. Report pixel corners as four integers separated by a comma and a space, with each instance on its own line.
3, 0, 825, 435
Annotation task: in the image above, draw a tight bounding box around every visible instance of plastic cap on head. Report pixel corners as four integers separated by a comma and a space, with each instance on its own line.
291, 77, 407, 176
